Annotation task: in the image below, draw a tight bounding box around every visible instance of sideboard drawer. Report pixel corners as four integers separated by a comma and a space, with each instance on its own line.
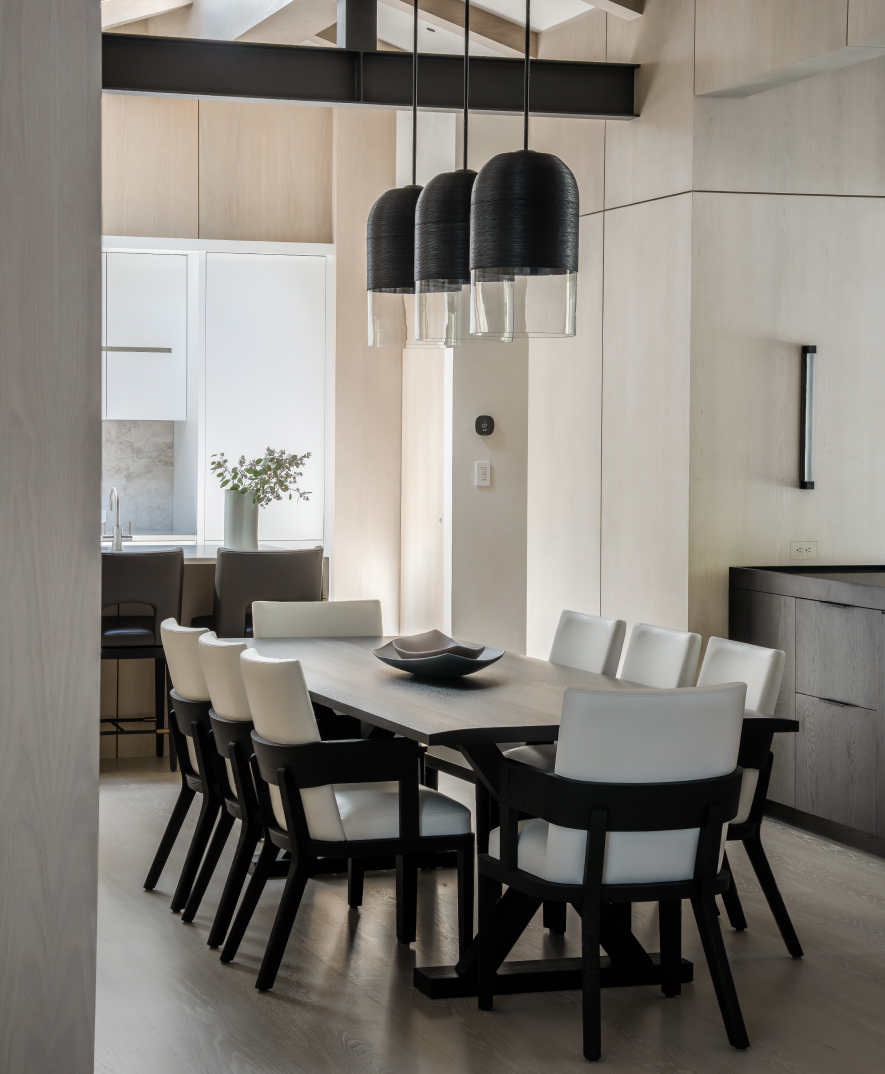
795, 694, 878, 834
795, 599, 880, 710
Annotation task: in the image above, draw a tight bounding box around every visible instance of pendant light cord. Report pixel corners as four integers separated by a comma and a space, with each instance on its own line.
463, 0, 470, 169
412, 0, 418, 185
523, 0, 530, 151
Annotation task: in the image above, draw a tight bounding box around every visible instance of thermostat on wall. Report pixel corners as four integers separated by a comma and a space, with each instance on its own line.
475, 461, 491, 486
475, 415, 494, 436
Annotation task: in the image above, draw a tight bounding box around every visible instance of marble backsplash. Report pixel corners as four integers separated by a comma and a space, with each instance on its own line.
102, 420, 174, 534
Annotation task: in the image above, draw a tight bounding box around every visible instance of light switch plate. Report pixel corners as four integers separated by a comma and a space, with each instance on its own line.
790, 540, 818, 561
475, 461, 491, 486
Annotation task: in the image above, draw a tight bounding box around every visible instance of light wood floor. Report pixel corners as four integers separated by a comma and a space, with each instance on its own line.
97, 758, 885, 1073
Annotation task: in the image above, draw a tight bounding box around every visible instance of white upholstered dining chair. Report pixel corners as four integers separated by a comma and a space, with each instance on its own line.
480, 682, 749, 1060
695, 636, 801, 957
220, 648, 475, 992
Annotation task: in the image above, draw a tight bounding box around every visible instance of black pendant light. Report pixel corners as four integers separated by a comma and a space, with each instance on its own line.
367, 0, 423, 348
469, 0, 579, 340
413, 0, 476, 347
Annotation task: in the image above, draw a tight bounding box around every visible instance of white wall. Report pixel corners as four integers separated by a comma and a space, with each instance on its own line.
0, 0, 101, 1069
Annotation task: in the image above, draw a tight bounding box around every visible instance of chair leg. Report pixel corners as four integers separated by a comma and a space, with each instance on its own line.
181, 810, 236, 923
154, 658, 166, 758
477, 872, 497, 1011
658, 899, 682, 997
543, 901, 567, 934
743, 833, 803, 958
581, 896, 602, 1062
255, 860, 313, 992
395, 855, 419, 945
144, 784, 196, 890
170, 792, 221, 913
207, 819, 263, 949
690, 893, 750, 1050
220, 836, 278, 963
720, 850, 748, 931
457, 841, 475, 959
348, 859, 364, 909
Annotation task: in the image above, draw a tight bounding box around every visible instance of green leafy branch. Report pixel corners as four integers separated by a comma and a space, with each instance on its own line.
210, 448, 312, 509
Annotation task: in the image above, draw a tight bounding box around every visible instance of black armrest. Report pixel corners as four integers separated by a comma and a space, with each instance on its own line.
499, 759, 743, 834
251, 733, 422, 789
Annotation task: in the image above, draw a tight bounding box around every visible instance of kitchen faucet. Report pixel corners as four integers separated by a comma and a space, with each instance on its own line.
108, 487, 123, 551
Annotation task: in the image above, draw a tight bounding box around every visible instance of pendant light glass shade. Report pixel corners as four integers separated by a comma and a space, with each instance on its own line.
367, 184, 422, 348
469, 149, 579, 339
414, 169, 476, 346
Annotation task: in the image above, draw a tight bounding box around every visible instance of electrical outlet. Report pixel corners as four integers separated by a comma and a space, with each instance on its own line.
790, 541, 818, 561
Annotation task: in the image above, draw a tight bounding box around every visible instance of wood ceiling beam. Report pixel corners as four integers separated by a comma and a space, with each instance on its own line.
101, 0, 191, 31
592, 0, 643, 18
379, 0, 534, 58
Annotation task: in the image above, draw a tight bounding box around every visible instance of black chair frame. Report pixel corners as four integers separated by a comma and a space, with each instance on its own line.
720, 726, 803, 957
222, 733, 475, 993
143, 690, 222, 913
477, 759, 747, 1062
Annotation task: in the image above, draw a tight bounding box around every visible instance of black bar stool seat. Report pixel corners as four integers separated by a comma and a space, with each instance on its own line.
101, 616, 156, 647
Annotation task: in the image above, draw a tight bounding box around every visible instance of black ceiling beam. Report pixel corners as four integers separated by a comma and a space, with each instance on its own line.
102, 34, 638, 120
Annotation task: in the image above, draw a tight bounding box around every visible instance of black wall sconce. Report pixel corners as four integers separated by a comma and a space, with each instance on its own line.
800, 345, 816, 490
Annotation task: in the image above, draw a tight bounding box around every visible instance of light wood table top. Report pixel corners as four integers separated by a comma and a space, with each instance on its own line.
246, 636, 644, 746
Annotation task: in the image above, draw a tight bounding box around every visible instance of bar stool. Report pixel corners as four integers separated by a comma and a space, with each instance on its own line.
101, 548, 183, 760
191, 547, 323, 638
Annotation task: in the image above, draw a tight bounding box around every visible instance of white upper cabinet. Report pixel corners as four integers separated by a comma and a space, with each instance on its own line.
104, 252, 187, 420
204, 253, 326, 543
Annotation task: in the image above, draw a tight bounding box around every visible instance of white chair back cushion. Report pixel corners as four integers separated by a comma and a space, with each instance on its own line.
252, 600, 383, 639
696, 636, 785, 822
198, 633, 251, 720
619, 622, 702, 689
160, 619, 210, 702
239, 648, 346, 842
549, 610, 627, 678
696, 637, 785, 716
543, 683, 745, 885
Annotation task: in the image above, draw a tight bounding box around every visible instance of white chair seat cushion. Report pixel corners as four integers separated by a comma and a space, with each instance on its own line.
503, 744, 557, 773
270, 781, 471, 841
488, 818, 713, 886
734, 768, 758, 825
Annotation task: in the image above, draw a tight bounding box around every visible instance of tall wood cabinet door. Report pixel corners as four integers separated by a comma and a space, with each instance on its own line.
796, 599, 880, 709
795, 694, 878, 834
730, 588, 795, 806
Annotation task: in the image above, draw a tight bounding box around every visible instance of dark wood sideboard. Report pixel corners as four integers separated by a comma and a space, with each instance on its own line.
730, 566, 885, 847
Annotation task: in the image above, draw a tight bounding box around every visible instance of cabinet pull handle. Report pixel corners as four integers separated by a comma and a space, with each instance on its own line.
101, 346, 173, 353
819, 697, 848, 708
818, 601, 848, 609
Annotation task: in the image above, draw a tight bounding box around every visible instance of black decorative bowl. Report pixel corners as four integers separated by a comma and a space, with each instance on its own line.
372, 640, 504, 678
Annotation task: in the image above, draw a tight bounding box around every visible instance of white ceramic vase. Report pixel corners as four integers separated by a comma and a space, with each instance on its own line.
224, 489, 259, 550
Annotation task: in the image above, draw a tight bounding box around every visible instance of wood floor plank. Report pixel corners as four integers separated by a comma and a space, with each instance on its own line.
98, 759, 885, 1073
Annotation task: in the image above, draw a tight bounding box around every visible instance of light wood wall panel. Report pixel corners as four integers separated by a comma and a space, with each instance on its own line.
688, 193, 885, 644
531, 118, 606, 217
452, 340, 529, 654
850, 0, 885, 44
694, 53, 885, 196
330, 108, 402, 632
604, 0, 696, 209
0, 0, 101, 1067
695, 0, 848, 96
102, 94, 198, 238
400, 349, 448, 636
199, 100, 332, 242
601, 193, 693, 638
527, 214, 603, 658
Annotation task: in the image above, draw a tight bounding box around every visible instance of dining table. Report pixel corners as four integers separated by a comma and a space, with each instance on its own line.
246, 634, 799, 1000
